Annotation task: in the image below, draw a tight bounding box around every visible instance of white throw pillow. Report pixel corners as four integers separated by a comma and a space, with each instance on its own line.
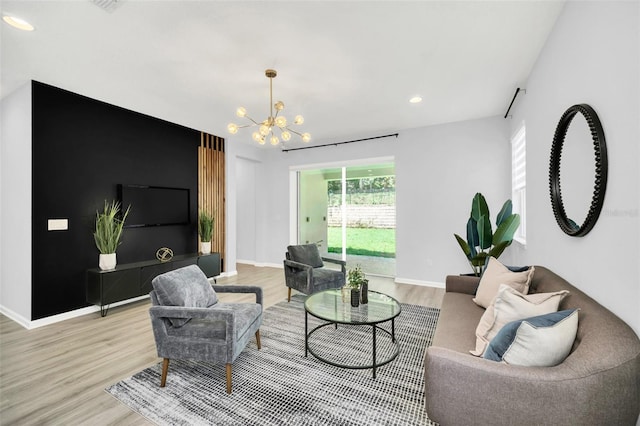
483, 309, 579, 367
473, 257, 535, 309
470, 284, 570, 356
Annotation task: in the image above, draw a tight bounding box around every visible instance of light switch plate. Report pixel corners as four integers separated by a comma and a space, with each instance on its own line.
48, 219, 68, 231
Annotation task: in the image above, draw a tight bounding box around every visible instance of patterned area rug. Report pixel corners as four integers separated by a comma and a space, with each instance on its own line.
106, 295, 439, 425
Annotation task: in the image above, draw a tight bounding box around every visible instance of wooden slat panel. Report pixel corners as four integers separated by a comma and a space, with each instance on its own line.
198, 132, 226, 271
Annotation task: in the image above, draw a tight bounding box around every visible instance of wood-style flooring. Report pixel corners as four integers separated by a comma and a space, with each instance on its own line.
0, 264, 444, 425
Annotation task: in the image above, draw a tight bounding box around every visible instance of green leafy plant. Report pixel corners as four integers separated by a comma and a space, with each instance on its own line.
347, 264, 368, 289
454, 193, 521, 276
94, 200, 130, 254
198, 210, 214, 242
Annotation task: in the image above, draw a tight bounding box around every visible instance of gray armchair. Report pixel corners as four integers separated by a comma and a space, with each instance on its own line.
148, 265, 262, 394
283, 244, 346, 302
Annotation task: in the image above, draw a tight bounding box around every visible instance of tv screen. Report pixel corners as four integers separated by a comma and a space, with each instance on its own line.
118, 184, 190, 227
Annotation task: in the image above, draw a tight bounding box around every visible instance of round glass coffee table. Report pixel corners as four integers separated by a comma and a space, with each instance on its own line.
304, 288, 402, 378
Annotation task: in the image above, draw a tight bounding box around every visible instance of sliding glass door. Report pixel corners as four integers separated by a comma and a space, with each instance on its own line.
297, 161, 395, 277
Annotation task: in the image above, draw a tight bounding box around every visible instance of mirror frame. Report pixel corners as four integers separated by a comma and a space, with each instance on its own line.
549, 104, 608, 237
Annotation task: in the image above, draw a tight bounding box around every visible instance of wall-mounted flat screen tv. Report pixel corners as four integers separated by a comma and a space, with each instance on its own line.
118, 184, 190, 228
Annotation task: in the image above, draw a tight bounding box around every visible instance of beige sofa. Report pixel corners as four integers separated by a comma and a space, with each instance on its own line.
424, 266, 640, 425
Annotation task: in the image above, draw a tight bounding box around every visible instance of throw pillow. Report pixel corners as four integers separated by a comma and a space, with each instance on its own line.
483, 309, 579, 367
152, 265, 218, 327
287, 244, 324, 268
480, 255, 531, 275
470, 284, 570, 356
473, 257, 535, 309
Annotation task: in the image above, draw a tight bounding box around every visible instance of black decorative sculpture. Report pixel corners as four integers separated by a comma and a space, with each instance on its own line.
549, 104, 608, 236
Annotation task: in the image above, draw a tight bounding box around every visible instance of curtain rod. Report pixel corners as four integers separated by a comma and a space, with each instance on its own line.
282, 133, 399, 152
504, 87, 524, 119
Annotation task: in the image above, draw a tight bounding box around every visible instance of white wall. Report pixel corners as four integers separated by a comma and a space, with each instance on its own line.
0, 83, 32, 324
224, 138, 267, 271
241, 115, 510, 284
235, 157, 258, 262
507, 1, 640, 335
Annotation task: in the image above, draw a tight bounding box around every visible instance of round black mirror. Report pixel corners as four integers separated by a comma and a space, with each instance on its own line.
549, 104, 608, 236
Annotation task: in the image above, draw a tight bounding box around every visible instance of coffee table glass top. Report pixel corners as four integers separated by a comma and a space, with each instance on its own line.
304, 288, 401, 325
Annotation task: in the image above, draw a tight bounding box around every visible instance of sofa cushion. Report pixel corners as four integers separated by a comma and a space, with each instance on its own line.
152, 265, 218, 327
473, 257, 534, 309
484, 309, 579, 366
287, 244, 324, 268
471, 284, 569, 356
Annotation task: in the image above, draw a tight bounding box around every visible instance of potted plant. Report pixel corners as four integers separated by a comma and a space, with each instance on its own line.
347, 264, 369, 306
198, 210, 214, 254
454, 192, 520, 276
94, 200, 130, 270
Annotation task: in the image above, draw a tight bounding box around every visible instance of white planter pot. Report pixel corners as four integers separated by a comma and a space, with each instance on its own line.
99, 253, 117, 270
200, 241, 211, 255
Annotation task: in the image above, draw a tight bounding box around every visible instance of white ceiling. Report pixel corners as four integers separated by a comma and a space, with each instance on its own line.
1, 1, 564, 148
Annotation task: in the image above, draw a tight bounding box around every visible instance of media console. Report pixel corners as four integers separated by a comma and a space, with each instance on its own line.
86, 252, 221, 316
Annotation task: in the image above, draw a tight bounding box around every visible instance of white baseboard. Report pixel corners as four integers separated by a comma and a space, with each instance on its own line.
0, 295, 150, 330
237, 260, 283, 269
394, 277, 445, 289
217, 270, 237, 278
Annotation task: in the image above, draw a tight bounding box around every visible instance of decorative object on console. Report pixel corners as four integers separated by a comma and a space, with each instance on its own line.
454, 193, 520, 276
549, 103, 608, 237
93, 200, 130, 270
156, 247, 174, 263
227, 69, 311, 146
198, 210, 214, 255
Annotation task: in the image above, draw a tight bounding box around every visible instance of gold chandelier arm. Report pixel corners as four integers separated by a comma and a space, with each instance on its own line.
244, 115, 260, 125
284, 127, 303, 137
269, 75, 274, 120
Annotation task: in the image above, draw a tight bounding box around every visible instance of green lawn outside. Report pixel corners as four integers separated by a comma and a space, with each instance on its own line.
327, 227, 396, 258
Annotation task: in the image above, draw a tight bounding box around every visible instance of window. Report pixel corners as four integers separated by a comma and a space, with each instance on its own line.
511, 123, 526, 244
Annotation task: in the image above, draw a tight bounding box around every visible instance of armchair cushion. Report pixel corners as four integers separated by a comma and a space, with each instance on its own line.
152, 265, 218, 327
313, 268, 345, 288
287, 244, 324, 268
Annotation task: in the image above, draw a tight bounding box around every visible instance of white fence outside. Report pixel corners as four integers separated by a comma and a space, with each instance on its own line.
327, 205, 396, 229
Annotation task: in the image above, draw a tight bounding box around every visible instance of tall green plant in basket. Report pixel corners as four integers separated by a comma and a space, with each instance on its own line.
454, 193, 520, 276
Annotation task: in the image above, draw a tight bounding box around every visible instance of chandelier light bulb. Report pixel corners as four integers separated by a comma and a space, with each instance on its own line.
230, 69, 310, 146
275, 116, 287, 128
227, 123, 239, 134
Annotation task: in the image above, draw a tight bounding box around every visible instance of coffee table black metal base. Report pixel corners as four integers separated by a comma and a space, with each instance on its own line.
303, 289, 402, 378
305, 315, 399, 378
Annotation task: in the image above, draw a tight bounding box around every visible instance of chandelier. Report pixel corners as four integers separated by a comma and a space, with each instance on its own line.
227, 69, 311, 146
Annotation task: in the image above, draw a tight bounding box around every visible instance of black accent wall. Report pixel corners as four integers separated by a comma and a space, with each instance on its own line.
32, 81, 200, 320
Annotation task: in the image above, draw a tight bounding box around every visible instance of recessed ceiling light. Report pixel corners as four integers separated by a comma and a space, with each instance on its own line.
409, 96, 423, 104
2, 15, 35, 31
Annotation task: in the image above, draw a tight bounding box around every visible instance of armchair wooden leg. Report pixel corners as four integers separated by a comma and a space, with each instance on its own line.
226, 363, 232, 394
288, 287, 291, 302
160, 358, 170, 387
255, 330, 262, 349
